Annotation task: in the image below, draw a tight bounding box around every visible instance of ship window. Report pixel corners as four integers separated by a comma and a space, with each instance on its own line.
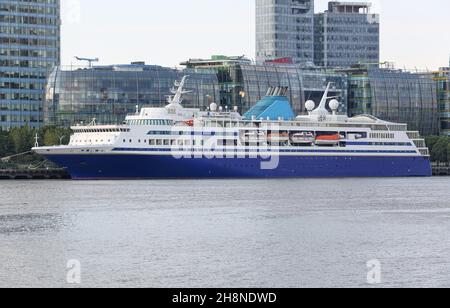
164, 140, 170, 146
129, 139, 132, 143
149, 140, 155, 146
123, 139, 125, 143
156, 140, 163, 146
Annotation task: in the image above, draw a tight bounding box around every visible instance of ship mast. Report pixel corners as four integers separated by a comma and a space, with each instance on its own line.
166, 76, 192, 108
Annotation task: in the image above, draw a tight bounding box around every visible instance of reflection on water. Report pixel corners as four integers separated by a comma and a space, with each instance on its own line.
0, 178, 450, 288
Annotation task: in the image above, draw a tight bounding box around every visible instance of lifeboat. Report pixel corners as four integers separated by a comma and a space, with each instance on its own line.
315, 134, 340, 146
241, 131, 266, 143
291, 132, 315, 145
184, 119, 194, 127
267, 132, 289, 144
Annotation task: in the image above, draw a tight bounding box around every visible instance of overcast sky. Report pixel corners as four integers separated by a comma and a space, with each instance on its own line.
61, 0, 450, 69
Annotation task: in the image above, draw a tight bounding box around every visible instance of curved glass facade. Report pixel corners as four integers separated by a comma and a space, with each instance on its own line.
183, 57, 348, 116
0, 0, 60, 130
348, 66, 440, 136
44, 64, 220, 126
240, 63, 348, 115
433, 67, 450, 136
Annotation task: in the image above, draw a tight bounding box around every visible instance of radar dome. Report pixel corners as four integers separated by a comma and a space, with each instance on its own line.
210, 102, 218, 112
329, 99, 340, 111
305, 100, 316, 111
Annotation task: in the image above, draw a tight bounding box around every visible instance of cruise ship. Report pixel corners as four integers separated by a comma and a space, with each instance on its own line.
33, 77, 432, 179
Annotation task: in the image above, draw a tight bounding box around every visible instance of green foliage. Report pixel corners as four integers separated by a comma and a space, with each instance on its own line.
8, 126, 35, 154
425, 136, 450, 163
0, 126, 72, 167
447, 143, 450, 163
40, 126, 72, 146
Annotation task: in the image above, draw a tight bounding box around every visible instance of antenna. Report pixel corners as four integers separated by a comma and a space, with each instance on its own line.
166, 76, 192, 107
75, 56, 99, 68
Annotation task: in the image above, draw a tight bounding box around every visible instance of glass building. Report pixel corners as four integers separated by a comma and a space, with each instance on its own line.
346, 65, 440, 136
44, 63, 220, 127
432, 67, 450, 136
182, 56, 348, 115
256, 0, 315, 64
0, 0, 60, 130
314, 2, 380, 67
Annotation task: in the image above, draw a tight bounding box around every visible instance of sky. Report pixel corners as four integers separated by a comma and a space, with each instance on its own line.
61, 0, 450, 70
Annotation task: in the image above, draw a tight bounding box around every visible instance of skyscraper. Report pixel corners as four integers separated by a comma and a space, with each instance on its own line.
256, 0, 315, 65
256, 1, 380, 68
0, 0, 60, 130
314, 2, 380, 67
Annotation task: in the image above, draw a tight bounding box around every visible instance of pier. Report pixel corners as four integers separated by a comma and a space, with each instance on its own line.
432, 163, 450, 176
0, 168, 70, 180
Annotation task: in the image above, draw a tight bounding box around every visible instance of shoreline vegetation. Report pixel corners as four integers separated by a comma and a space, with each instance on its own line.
1, 127, 450, 169
0, 127, 71, 169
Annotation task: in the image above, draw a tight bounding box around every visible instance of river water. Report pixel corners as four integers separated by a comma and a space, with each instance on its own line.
0, 178, 449, 288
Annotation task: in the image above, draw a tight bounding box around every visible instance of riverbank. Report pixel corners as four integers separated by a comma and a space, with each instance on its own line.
432, 163, 450, 176
0, 168, 70, 180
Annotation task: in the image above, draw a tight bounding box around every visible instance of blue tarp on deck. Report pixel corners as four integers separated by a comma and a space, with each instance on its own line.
243, 96, 295, 121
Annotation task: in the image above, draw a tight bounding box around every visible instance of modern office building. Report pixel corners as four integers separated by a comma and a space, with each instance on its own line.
256, 0, 315, 65
0, 0, 60, 130
432, 66, 450, 136
345, 64, 440, 136
314, 2, 380, 67
256, 1, 380, 68
182, 55, 348, 115
44, 63, 220, 127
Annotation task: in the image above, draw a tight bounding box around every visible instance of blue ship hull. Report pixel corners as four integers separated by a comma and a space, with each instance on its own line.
43, 154, 432, 179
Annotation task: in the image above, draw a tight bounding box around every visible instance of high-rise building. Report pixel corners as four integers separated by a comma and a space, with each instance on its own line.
256, 1, 380, 68
256, 0, 315, 65
314, 2, 380, 67
0, 0, 60, 130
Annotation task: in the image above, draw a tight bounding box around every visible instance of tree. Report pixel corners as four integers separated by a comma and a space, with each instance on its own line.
42, 127, 61, 146
425, 136, 440, 155
431, 137, 448, 163
8, 127, 35, 154
0, 131, 13, 157
447, 142, 450, 163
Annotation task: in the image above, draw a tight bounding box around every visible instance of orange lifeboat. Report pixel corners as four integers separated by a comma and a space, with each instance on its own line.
315, 134, 340, 146
184, 119, 194, 127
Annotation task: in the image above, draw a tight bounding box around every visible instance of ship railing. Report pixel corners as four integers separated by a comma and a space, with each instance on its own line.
412, 139, 426, 148
201, 119, 394, 131
406, 131, 421, 139
418, 148, 430, 157
387, 124, 407, 132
